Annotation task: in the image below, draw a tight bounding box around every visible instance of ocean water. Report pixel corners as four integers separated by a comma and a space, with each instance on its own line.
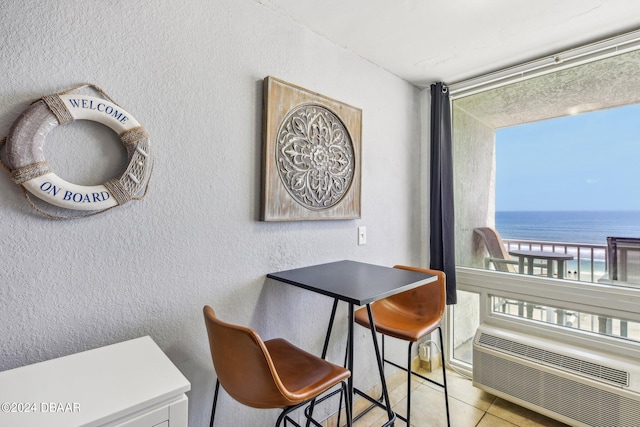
496, 211, 640, 274
495, 211, 640, 245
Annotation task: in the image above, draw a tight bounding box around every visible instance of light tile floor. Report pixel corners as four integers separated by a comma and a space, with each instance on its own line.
347, 366, 571, 427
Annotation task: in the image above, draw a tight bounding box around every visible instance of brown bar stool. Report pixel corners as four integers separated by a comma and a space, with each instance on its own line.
203, 306, 352, 427
354, 266, 450, 426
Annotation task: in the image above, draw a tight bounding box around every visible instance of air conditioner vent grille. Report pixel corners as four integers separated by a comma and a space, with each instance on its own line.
474, 350, 640, 427
478, 332, 629, 387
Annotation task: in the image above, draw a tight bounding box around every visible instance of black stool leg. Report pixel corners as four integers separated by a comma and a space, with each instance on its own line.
407, 341, 413, 425
342, 380, 353, 427
438, 327, 451, 427
210, 379, 220, 427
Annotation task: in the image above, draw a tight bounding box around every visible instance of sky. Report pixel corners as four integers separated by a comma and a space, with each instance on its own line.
495, 103, 640, 212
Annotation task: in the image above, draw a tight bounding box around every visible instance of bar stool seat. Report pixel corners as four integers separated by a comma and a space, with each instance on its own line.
360, 298, 443, 342
354, 266, 450, 426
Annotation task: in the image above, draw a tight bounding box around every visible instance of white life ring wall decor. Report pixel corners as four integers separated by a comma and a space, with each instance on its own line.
1, 86, 152, 216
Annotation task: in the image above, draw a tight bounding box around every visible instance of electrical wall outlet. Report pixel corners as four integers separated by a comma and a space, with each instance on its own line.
418, 342, 433, 372
358, 226, 366, 245
419, 342, 431, 361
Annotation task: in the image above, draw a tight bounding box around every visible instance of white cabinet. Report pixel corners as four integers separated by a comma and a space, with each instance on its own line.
0, 336, 190, 427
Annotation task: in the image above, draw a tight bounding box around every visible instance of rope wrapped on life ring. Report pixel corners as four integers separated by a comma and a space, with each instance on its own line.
2, 86, 152, 215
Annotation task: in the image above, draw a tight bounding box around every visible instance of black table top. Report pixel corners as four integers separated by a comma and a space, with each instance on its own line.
267, 260, 436, 305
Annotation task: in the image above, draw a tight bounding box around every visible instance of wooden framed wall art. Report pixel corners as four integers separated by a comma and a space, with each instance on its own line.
261, 77, 362, 221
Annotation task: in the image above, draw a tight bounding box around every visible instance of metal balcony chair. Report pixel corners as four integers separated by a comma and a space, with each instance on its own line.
474, 227, 547, 318
599, 237, 640, 336
354, 266, 450, 427
474, 227, 519, 272
607, 236, 640, 284
474, 227, 548, 274
203, 306, 352, 427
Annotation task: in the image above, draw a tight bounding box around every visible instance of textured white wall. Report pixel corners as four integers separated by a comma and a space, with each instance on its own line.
0, 0, 424, 425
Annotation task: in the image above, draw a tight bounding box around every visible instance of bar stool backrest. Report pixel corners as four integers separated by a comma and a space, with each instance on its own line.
388, 265, 446, 322
203, 306, 291, 408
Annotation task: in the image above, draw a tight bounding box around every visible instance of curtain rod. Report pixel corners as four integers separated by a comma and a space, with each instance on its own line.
448, 28, 640, 99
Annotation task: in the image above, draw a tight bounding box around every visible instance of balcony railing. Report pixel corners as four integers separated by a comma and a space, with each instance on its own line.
485, 241, 638, 341
502, 238, 607, 283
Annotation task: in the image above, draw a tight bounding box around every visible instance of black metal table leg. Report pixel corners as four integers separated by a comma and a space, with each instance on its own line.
306, 299, 339, 427
366, 304, 394, 424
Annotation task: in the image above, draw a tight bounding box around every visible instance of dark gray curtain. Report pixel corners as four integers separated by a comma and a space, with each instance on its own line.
430, 82, 457, 305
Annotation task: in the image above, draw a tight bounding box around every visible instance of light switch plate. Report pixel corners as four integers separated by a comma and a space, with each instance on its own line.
358, 226, 366, 245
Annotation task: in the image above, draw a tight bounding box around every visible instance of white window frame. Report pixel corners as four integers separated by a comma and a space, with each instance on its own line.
449, 267, 640, 377
444, 29, 640, 375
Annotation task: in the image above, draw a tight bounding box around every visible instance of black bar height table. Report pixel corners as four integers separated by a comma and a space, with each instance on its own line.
267, 260, 436, 426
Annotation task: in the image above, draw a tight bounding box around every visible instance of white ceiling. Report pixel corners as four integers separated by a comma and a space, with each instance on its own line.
256, 0, 640, 88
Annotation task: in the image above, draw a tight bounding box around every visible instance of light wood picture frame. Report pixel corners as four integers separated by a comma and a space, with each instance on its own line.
261, 77, 362, 221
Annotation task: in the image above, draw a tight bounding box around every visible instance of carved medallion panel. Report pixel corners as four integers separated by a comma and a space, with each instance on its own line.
261, 77, 361, 221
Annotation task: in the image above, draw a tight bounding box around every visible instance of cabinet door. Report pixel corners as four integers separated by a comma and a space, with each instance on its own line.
152, 422, 168, 427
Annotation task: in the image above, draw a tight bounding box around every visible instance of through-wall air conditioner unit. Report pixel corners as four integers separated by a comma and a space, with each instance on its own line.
473, 324, 640, 427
